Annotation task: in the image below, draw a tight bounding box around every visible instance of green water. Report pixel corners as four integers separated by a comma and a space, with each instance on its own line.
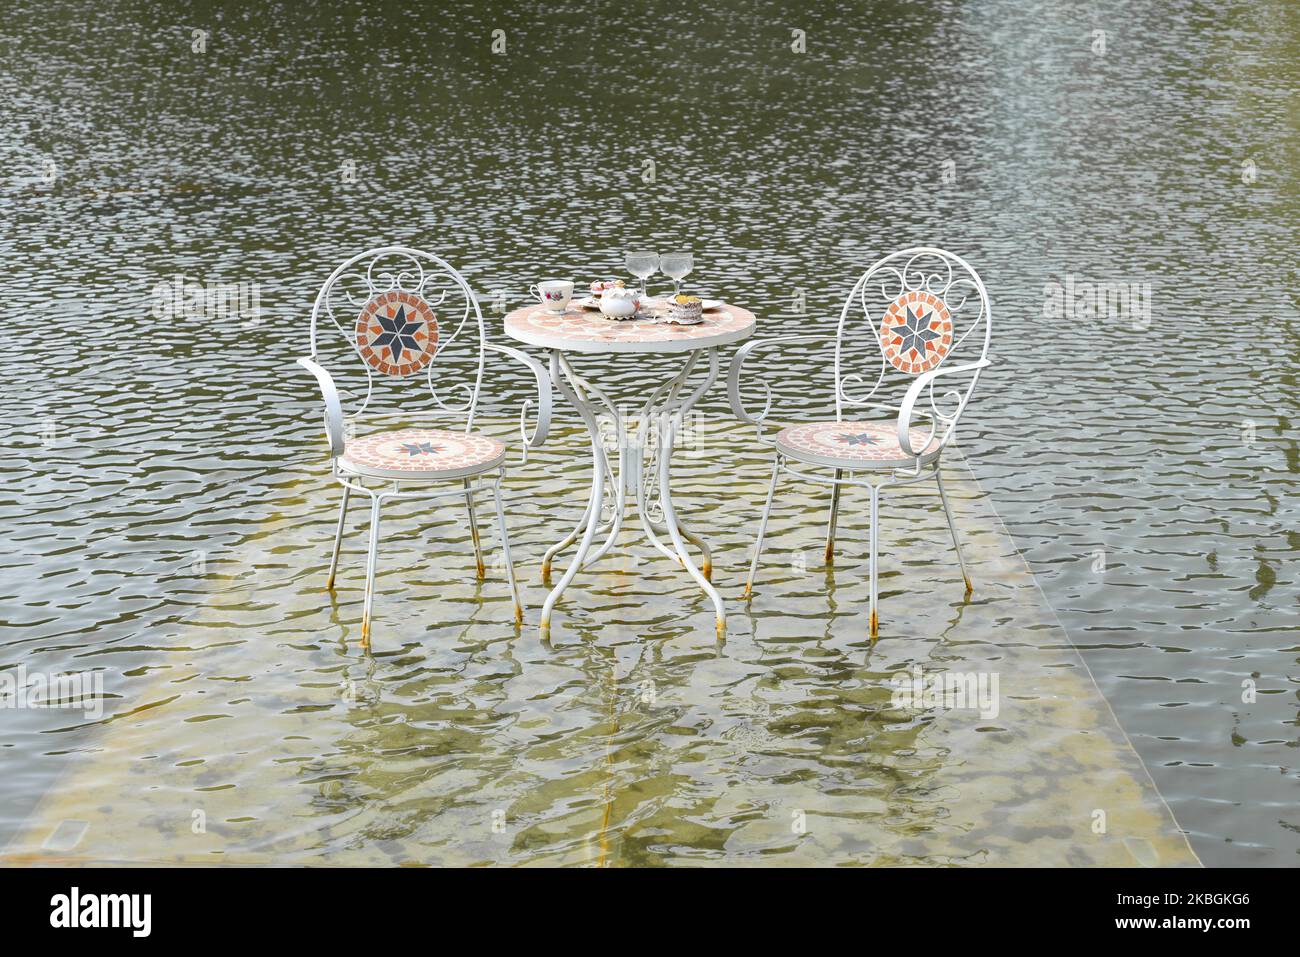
0, 0, 1295, 865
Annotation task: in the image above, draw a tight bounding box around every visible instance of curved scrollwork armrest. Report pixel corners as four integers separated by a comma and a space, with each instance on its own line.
297, 357, 345, 458
727, 333, 838, 437
484, 341, 554, 457
897, 358, 992, 456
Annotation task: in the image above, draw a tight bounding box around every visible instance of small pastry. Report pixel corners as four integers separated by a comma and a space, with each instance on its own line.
669, 294, 703, 323
590, 279, 625, 298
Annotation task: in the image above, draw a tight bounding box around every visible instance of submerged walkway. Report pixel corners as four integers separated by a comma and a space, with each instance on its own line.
5, 420, 1199, 866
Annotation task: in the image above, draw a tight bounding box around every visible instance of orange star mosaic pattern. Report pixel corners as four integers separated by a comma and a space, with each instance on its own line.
355, 291, 439, 377
879, 290, 952, 375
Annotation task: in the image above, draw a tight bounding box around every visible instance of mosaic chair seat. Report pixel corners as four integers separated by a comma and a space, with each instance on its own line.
774, 420, 942, 469
298, 247, 552, 644
339, 427, 508, 480
727, 247, 992, 638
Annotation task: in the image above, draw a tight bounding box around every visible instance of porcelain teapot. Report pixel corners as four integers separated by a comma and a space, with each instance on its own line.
598, 283, 640, 319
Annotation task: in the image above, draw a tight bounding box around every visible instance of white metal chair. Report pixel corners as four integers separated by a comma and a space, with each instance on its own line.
727, 247, 992, 638
298, 246, 552, 644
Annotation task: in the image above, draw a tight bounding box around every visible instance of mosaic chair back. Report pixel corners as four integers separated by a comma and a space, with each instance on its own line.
727, 245, 992, 640
297, 246, 554, 645
832, 247, 992, 451
305, 246, 490, 447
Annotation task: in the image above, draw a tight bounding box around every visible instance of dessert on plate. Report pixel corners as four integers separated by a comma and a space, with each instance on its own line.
667, 294, 703, 324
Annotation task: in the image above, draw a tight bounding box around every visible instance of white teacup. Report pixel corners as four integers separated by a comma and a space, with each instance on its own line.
530, 280, 574, 313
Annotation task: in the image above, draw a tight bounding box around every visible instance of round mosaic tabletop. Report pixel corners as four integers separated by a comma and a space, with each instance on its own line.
503, 302, 756, 354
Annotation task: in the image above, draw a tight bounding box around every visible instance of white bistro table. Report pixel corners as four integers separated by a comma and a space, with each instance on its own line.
504, 301, 756, 639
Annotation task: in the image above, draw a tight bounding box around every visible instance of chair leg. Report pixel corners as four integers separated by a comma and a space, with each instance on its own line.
868, 484, 880, 639
824, 468, 843, 564
361, 495, 383, 647
326, 485, 352, 591
935, 468, 972, 596
491, 474, 523, 624
464, 478, 485, 580
745, 457, 782, 598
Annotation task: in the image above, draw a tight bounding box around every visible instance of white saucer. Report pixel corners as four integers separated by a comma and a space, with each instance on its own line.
577, 295, 724, 313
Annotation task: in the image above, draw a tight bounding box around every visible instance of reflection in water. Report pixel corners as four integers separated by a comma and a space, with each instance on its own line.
0, 0, 1295, 864
6, 428, 1197, 866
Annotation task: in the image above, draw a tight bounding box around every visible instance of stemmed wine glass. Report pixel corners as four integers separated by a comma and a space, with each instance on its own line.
659, 252, 693, 298
625, 251, 658, 299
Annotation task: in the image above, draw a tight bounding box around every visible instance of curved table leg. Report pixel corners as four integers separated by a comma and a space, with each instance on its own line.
580, 418, 626, 569
636, 454, 687, 567
681, 525, 713, 580
540, 458, 623, 581
540, 366, 627, 581
632, 352, 713, 574
641, 513, 713, 579
540, 346, 726, 640
657, 405, 726, 639
539, 352, 610, 638
562, 353, 629, 572
651, 350, 721, 585
541, 496, 592, 584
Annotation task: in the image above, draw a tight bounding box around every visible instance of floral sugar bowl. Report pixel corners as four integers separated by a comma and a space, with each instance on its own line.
597, 281, 640, 319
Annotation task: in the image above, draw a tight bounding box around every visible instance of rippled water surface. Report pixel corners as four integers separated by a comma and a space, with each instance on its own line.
1, 0, 1296, 865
